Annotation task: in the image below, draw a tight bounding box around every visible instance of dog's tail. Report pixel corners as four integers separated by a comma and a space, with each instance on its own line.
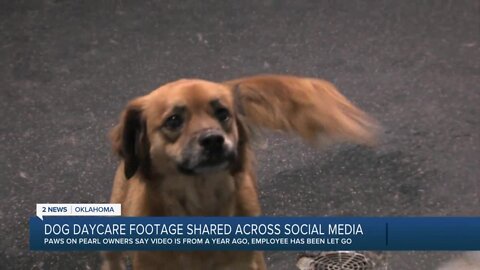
225, 74, 379, 146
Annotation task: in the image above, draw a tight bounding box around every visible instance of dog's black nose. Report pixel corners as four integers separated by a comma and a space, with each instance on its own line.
199, 133, 224, 151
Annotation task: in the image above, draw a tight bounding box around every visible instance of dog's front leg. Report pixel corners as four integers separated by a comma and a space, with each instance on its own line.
101, 251, 126, 270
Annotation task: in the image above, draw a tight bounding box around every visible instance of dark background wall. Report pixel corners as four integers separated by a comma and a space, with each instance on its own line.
1, 0, 479, 269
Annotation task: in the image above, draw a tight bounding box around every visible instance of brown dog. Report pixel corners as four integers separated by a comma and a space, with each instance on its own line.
101, 75, 377, 270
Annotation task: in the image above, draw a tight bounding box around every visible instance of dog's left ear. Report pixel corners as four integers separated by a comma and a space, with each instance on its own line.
225, 74, 379, 146
110, 97, 150, 179
229, 115, 250, 174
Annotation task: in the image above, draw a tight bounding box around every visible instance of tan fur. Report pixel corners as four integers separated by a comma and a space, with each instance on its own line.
226, 75, 378, 145
102, 75, 378, 270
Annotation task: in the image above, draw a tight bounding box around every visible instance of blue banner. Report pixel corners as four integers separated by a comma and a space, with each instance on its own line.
29, 217, 480, 251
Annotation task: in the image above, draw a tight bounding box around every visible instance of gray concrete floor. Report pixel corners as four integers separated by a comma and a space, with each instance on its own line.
1, 0, 479, 269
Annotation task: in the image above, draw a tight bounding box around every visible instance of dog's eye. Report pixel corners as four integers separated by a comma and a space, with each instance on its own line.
214, 108, 230, 122
163, 114, 183, 130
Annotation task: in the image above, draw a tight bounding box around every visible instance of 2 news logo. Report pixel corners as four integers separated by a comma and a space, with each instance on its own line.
41, 206, 68, 213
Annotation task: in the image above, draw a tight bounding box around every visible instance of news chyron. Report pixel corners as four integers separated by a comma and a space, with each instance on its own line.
30, 204, 480, 251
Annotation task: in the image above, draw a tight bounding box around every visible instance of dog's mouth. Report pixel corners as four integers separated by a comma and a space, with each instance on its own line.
188, 161, 230, 174
177, 151, 236, 175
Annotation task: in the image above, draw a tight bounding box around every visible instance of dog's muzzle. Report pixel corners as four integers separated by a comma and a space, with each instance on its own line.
178, 129, 236, 174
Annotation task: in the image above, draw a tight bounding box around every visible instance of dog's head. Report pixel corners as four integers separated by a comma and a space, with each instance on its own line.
111, 79, 247, 178
111, 75, 379, 179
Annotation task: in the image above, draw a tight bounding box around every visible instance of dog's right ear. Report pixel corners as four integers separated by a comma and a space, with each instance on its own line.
110, 97, 150, 179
